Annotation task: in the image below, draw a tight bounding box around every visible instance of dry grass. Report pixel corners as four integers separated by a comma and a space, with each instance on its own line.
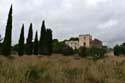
0, 54, 125, 83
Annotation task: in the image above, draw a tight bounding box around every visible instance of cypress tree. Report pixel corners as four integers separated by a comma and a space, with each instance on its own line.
26, 23, 33, 55
39, 20, 47, 54
33, 31, 38, 55
2, 5, 13, 56
46, 29, 53, 55
18, 24, 24, 56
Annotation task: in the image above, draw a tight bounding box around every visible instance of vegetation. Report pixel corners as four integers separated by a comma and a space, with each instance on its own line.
18, 24, 24, 56
78, 46, 87, 57
39, 21, 53, 55
2, 5, 12, 56
78, 46, 107, 60
52, 39, 65, 54
26, 23, 33, 55
46, 29, 53, 55
33, 31, 38, 55
86, 47, 107, 59
114, 43, 125, 56
0, 55, 125, 83
61, 45, 74, 56
0, 4, 125, 83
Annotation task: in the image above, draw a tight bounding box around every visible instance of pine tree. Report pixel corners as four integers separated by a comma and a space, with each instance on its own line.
0, 35, 2, 54
18, 24, 24, 56
26, 23, 33, 55
46, 29, 53, 55
33, 31, 38, 55
39, 20, 47, 54
2, 5, 13, 56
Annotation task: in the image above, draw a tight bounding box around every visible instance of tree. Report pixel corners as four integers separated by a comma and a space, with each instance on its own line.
0, 35, 2, 54
18, 24, 24, 56
26, 23, 33, 55
53, 39, 65, 53
114, 43, 125, 56
33, 31, 38, 55
39, 20, 47, 55
0, 35, 2, 43
0, 35, 2, 47
2, 5, 13, 56
46, 29, 53, 55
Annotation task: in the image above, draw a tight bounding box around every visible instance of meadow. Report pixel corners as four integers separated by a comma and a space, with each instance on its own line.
0, 54, 125, 83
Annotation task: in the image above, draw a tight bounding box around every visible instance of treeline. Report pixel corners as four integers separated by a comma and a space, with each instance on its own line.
0, 5, 53, 56
52, 39, 107, 59
0, 5, 125, 58
114, 43, 125, 56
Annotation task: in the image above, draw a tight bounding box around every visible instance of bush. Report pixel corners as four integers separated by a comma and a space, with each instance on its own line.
114, 43, 125, 56
78, 46, 106, 59
87, 47, 106, 59
78, 47, 87, 57
61, 45, 74, 56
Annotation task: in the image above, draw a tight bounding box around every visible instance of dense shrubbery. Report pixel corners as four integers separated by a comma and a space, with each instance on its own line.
78, 47, 87, 57
61, 45, 74, 56
86, 47, 107, 59
53, 39, 74, 55
78, 46, 107, 59
114, 43, 125, 56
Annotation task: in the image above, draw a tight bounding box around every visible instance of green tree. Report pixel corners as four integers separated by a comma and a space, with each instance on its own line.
33, 31, 38, 55
39, 20, 47, 55
0, 35, 2, 47
18, 24, 24, 56
0, 35, 2, 54
53, 39, 65, 53
2, 5, 13, 56
46, 29, 53, 55
26, 23, 33, 55
114, 43, 125, 56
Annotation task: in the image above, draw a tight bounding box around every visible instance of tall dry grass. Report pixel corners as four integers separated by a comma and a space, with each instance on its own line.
0, 54, 125, 83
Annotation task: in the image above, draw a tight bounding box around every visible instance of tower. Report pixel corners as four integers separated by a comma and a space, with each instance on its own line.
79, 34, 92, 48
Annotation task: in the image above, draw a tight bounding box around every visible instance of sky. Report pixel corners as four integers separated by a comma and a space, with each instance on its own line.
0, 0, 125, 47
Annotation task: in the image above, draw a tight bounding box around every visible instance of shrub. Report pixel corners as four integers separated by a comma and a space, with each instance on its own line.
87, 47, 106, 59
78, 47, 87, 57
61, 45, 74, 56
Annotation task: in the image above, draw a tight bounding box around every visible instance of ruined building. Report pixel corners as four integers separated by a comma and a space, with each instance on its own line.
65, 34, 102, 50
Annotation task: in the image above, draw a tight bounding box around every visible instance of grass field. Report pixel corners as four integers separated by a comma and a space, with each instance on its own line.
0, 54, 125, 83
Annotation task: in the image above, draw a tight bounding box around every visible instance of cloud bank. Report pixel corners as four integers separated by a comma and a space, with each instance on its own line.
0, 0, 125, 47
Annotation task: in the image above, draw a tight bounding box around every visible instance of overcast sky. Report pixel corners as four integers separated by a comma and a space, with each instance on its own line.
0, 0, 125, 47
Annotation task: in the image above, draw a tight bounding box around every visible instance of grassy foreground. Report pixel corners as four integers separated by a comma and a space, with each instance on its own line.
0, 54, 125, 83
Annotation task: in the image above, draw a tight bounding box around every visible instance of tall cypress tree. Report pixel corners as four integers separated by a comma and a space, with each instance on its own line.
46, 29, 53, 55
39, 20, 47, 54
18, 24, 24, 56
26, 23, 33, 55
2, 5, 13, 56
33, 31, 38, 55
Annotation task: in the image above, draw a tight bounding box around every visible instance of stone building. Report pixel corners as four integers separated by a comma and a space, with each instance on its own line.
65, 34, 102, 50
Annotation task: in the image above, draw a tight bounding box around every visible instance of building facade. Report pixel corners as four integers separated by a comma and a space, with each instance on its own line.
65, 34, 102, 50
